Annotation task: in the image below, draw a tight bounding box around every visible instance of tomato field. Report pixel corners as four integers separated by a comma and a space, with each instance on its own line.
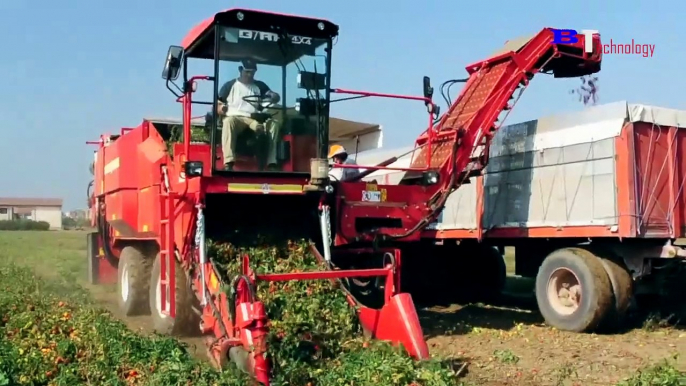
1, 231, 685, 385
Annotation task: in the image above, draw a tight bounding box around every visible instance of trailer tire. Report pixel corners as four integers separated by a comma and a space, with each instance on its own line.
457, 245, 507, 303
149, 252, 200, 336
535, 247, 612, 333
117, 245, 154, 316
472, 245, 507, 301
598, 257, 634, 330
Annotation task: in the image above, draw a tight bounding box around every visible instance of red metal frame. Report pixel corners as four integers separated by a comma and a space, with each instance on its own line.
335, 28, 603, 245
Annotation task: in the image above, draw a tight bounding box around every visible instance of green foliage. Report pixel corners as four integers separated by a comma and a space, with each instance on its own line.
616, 357, 686, 386
165, 124, 217, 156
0, 264, 250, 386
0, 220, 50, 231
61, 217, 90, 230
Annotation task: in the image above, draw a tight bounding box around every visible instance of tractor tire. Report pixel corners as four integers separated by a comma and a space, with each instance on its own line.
117, 245, 154, 316
149, 252, 200, 336
598, 256, 634, 331
535, 247, 613, 333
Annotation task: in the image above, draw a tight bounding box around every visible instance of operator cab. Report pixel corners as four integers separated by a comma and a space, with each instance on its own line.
161, 9, 338, 178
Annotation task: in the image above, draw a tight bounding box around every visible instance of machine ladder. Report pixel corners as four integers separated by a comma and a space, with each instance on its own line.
159, 190, 176, 318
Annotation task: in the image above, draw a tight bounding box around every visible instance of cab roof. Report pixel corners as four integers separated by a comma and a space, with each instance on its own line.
181, 8, 339, 60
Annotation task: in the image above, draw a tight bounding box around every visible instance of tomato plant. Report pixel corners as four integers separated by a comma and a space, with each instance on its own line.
209, 236, 459, 386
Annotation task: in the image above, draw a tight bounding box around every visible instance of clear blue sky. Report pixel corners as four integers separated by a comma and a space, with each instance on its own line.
0, 0, 681, 210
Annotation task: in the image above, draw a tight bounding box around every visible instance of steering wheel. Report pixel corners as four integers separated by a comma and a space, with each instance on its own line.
242, 94, 277, 112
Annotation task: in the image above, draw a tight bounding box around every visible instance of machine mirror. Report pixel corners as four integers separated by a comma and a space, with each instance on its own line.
184, 161, 203, 177
162, 45, 184, 81
423, 76, 433, 101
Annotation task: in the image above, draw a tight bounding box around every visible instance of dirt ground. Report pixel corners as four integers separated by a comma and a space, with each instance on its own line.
2, 231, 685, 385
420, 290, 686, 385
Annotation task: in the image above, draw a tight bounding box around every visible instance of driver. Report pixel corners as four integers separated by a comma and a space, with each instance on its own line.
217, 59, 281, 171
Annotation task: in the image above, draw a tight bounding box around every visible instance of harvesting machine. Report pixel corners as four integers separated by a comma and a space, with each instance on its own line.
86, 8, 603, 384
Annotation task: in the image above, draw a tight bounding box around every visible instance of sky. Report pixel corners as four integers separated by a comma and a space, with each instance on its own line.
0, 0, 683, 210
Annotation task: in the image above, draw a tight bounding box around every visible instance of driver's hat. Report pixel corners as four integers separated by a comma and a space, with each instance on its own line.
241, 58, 257, 71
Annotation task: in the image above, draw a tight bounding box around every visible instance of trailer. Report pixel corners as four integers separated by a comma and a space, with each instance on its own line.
357, 100, 686, 332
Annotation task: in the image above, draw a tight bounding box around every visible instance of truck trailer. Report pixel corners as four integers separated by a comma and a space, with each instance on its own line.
357, 100, 686, 332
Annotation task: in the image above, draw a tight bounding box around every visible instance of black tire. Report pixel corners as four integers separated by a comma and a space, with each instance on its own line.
598, 256, 634, 330
535, 247, 613, 332
117, 244, 154, 316
455, 244, 507, 303
473, 245, 507, 301
149, 252, 200, 336
401, 243, 506, 305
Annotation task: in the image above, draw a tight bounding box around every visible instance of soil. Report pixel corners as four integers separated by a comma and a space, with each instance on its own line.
419, 283, 686, 386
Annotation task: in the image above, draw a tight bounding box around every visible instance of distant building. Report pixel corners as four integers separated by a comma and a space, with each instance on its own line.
0, 197, 63, 230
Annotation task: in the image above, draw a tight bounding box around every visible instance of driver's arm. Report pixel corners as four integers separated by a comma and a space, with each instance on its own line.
256, 81, 280, 103
217, 80, 236, 115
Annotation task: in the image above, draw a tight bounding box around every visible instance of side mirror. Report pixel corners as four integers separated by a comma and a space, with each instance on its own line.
184, 161, 203, 177
162, 45, 184, 81
423, 76, 433, 102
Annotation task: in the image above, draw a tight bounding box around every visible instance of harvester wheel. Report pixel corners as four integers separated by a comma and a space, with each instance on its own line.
117, 244, 154, 316
535, 247, 613, 333
149, 252, 200, 336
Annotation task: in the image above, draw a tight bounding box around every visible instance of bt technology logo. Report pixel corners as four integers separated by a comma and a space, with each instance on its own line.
551, 29, 655, 58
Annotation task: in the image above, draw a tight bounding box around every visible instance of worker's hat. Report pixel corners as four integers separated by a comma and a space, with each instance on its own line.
328, 144, 346, 158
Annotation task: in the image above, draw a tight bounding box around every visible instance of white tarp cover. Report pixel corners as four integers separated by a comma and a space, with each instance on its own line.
353, 101, 686, 231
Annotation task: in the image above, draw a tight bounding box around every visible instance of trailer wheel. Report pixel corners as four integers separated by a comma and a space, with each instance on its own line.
117, 245, 153, 316
535, 248, 612, 332
470, 245, 507, 301
598, 257, 634, 330
456, 245, 507, 303
149, 252, 200, 336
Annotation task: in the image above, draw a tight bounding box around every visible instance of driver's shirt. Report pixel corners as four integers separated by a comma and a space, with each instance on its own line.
218, 78, 271, 118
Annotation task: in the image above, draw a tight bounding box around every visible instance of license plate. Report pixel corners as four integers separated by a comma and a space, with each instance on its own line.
361, 190, 382, 202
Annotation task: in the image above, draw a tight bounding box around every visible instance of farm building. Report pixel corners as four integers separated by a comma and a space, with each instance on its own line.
0, 197, 63, 230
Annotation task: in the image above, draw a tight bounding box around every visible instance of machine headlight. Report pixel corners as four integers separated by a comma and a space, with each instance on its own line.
421, 170, 439, 185
184, 161, 203, 177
